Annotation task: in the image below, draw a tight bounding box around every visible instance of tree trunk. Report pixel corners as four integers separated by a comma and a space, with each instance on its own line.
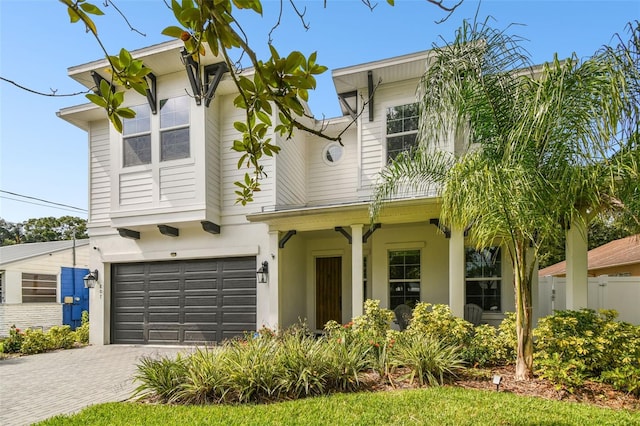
514, 241, 534, 380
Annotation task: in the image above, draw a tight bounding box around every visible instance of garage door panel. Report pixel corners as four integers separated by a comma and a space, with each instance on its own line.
112, 257, 256, 344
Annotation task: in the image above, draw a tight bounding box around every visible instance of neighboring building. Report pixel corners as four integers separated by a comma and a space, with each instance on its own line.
539, 234, 640, 277
0, 239, 90, 336
58, 40, 522, 346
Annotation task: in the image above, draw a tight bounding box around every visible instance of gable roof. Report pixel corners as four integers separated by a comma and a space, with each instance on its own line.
0, 239, 89, 266
539, 234, 640, 276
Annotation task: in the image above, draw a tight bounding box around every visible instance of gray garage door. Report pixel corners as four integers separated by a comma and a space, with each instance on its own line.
111, 257, 256, 344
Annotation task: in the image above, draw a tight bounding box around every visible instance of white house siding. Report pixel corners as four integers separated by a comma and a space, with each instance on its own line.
306, 128, 359, 206
220, 94, 275, 224
359, 80, 420, 194
278, 233, 307, 327
89, 120, 111, 225
159, 165, 197, 202
275, 131, 306, 207
0, 304, 62, 337
119, 171, 154, 206
205, 95, 222, 221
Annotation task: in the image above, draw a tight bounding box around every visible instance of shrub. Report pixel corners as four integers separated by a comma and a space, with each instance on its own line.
389, 332, 465, 386
2, 325, 24, 353
20, 328, 53, 354
47, 325, 76, 350
408, 303, 473, 348
74, 311, 90, 344
534, 309, 640, 392
600, 365, 640, 397
173, 347, 229, 404
133, 354, 188, 402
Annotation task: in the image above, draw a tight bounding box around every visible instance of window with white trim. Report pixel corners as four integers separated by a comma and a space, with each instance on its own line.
386, 103, 419, 161
465, 247, 502, 311
21, 273, 57, 303
122, 104, 151, 167
160, 96, 190, 162
389, 249, 421, 309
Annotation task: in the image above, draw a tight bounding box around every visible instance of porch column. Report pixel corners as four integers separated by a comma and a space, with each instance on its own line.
565, 216, 588, 310
267, 230, 280, 328
449, 228, 465, 318
351, 224, 364, 317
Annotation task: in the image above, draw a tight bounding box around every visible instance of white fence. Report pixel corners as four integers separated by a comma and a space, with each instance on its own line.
538, 276, 640, 324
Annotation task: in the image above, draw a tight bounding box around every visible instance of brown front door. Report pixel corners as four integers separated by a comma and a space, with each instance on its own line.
316, 257, 342, 328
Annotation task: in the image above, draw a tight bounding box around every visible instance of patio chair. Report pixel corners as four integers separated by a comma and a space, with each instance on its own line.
394, 304, 413, 331
464, 303, 483, 326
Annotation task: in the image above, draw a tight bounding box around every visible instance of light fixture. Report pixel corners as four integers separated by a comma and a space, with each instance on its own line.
83, 270, 99, 288
257, 261, 269, 284
492, 374, 502, 391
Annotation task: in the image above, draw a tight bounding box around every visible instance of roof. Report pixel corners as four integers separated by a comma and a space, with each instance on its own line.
0, 239, 90, 266
539, 234, 640, 276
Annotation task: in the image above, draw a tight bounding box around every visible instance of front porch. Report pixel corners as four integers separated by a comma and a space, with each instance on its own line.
247, 198, 515, 330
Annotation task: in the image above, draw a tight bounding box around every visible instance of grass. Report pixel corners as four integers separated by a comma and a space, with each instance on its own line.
37, 386, 639, 426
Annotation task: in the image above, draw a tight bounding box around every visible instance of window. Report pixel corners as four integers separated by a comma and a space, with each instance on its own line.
465, 247, 501, 311
22, 273, 57, 303
123, 104, 151, 167
389, 250, 420, 309
323, 142, 344, 165
160, 96, 190, 161
386, 103, 419, 161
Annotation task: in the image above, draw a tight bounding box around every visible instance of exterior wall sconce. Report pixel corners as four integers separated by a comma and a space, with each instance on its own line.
83, 270, 99, 288
257, 261, 269, 284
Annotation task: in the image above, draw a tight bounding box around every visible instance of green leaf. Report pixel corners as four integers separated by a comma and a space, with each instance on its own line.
116, 107, 136, 119
387, 0, 395, 5
119, 48, 132, 68
234, 121, 248, 133
67, 7, 80, 23
110, 113, 123, 133
162, 26, 186, 38
79, 2, 104, 15
256, 111, 272, 126
85, 93, 107, 108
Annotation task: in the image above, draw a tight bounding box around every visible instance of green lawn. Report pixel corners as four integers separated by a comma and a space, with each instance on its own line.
38, 387, 639, 426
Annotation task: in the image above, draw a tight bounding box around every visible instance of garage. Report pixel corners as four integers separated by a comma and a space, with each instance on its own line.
111, 257, 256, 344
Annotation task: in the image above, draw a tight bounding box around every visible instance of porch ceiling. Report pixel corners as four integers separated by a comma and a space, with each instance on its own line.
246, 197, 442, 232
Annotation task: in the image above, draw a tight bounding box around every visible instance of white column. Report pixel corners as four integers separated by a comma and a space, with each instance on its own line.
565, 217, 588, 310
449, 228, 465, 317
267, 230, 280, 328
351, 224, 364, 318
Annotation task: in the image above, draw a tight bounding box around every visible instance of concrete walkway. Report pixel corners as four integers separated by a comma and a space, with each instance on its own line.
0, 345, 187, 426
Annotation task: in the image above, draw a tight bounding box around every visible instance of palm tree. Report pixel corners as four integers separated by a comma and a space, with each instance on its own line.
372, 19, 639, 380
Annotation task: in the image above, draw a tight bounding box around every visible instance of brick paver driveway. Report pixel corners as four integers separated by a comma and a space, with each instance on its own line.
0, 345, 186, 426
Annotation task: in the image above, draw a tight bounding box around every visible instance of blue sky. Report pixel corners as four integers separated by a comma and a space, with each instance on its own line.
0, 0, 638, 223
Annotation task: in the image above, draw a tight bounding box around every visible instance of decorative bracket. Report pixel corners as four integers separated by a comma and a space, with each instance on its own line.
91, 71, 114, 95
367, 70, 374, 122
279, 230, 297, 249
203, 62, 228, 107
158, 224, 179, 237
117, 228, 140, 240
181, 48, 202, 105
144, 72, 157, 114
429, 218, 451, 238
201, 221, 221, 235
363, 223, 381, 243
337, 91, 358, 119
334, 226, 352, 244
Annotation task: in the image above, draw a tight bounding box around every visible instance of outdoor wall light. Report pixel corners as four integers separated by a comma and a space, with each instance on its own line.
257, 261, 269, 284
83, 270, 99, 288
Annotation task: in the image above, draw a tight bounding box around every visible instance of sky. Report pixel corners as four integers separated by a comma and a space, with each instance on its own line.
0, 0, 638, 223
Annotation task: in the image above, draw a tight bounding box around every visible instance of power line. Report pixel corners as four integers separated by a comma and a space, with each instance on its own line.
0, 196, 88, 216
0, 190, 87, 213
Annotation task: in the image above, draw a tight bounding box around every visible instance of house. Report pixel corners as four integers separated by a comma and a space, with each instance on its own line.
0, 239, 90, 336
539, 234, 640, 277
58, 40, 533, 346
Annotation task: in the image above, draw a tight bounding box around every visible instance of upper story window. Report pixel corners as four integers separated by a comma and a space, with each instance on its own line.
22, 273, 57, 303
122, 104, 151, 167
160, 96, 190, 162
386, 103, 419, 161
323, 142, 344, 165
465, 247, 502, 311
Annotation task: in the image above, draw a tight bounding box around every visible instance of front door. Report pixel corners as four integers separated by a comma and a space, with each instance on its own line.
316, 257, 342, 328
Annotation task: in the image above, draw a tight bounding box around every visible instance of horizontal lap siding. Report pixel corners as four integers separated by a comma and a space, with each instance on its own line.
205, 96, 222, 215
159, 165, 196, 201
119, 171, 153, 206
89, 121, 111, 223
111, 257, 256, 344
276, 132, 306, 206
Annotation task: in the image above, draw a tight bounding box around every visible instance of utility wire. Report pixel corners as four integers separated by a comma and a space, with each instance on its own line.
0, 190, 88, 213
0, 196, 88, 216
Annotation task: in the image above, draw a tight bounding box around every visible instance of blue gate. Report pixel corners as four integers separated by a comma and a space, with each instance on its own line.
61, 267, 90, 330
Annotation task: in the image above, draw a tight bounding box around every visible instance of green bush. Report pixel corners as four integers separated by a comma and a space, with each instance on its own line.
2, 325, 24, 353
20, 328, 53, 354
600, 364, 640, 397
408, 303, 473, 348
389, 332, 465, 386
133, 354, 188, 402
47, 325, 76, 350
173, 347, 229, 404
534, 309, 640, 393
74, 311, 90, 344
